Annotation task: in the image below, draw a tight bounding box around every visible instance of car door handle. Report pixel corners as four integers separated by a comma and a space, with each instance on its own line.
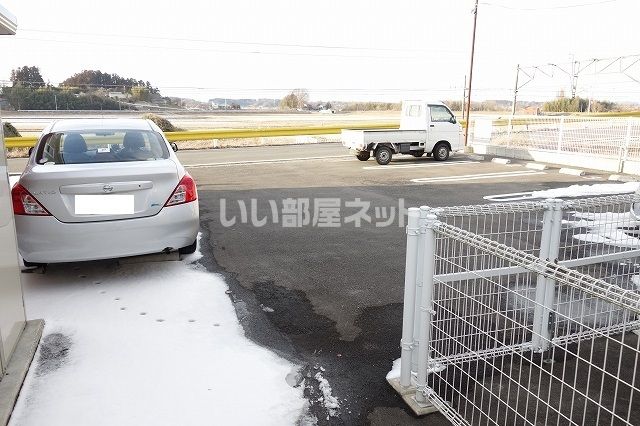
429, 124, 435, 127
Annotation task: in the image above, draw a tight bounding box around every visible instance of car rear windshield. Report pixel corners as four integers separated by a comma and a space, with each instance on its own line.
36, 130, 170, 164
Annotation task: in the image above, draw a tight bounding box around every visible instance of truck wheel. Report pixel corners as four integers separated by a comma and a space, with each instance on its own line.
433, 143, 450, 161
375, 146, 393, 165
356, 151, 370, 161
411, 151, 424, 158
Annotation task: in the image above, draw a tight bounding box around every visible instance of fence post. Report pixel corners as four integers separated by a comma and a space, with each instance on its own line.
507, 117, 512, 141
400, 207, 421, 387
619, 119, 633, 173
531, 199, 563, 352
412, 207, 429, 373
557, 117, 565, 153
415, 213, 438, 404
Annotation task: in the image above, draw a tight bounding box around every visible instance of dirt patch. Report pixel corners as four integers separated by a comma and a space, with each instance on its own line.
6, 147, 30, 158
175, 135, 341, 151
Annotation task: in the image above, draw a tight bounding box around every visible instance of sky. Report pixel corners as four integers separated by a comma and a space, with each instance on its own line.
0, 0, 639, 103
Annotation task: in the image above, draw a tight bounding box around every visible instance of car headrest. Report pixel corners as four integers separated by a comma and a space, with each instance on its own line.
63, 134, 87, 153
123, 132, 145, 149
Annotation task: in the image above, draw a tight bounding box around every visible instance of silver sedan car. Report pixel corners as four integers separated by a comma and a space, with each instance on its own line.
12, 118, 199, 264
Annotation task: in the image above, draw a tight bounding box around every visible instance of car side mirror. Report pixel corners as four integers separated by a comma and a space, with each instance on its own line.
170, 142, 178, 152
450, 117, 457, 124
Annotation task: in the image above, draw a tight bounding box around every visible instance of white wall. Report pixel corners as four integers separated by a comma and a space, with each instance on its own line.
0, 120, 26, 374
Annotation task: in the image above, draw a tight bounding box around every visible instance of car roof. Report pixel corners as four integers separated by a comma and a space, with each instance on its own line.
49, 119, 153, 132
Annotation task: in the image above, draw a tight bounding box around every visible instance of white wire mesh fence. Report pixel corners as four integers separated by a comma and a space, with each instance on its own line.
393, 196, 640, 425
472, 117, 640, 173
487, 117, 640, 160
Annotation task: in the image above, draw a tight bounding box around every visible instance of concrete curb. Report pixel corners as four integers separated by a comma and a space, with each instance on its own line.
559, 168, 585, 176
491, 158, 511, 165
525, 163, 548, 171
466, 154, 485, 161
0, 319, 44, 426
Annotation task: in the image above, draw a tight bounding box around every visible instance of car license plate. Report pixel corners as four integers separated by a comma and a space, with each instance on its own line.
75, 195, 134, 215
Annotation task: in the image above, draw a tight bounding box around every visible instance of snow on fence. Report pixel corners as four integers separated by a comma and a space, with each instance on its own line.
472, 117, 640, 174
390, 195, 640, 425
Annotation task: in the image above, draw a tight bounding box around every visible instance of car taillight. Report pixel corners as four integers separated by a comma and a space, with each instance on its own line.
12, 184, 51, 216
165, 173, 198, 207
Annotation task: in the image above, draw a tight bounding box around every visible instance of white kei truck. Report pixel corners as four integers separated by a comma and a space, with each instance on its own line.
341, 100, 463, 165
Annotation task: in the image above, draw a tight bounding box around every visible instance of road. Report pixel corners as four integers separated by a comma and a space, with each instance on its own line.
7, 144, 611, 424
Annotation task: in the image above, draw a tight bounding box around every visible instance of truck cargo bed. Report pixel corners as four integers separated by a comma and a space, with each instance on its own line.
342, 129, 427, 150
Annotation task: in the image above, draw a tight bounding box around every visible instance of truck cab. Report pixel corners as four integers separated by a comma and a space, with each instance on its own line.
342, 100, 463, 165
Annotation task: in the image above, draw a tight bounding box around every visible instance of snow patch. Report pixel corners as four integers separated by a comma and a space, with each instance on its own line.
10, 254, 306, 426
314, 372, 340, 417
632, 275, 640, 290
180, 231, 204, 263
530, 182, 639, 199
565, 210, 640, 249
386, 358, 401, 380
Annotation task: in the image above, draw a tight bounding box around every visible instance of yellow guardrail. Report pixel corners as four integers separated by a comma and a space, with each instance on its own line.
164, 122, 400, 142
572, 111, 640, 118
4, 122, 401, 148
5, 136, 38, 148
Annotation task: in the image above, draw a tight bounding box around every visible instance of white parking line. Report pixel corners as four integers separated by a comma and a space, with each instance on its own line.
185, 155, 352, 168
362, 160, 478, 170
411, 170, 545, 183
483, 192, 538, 202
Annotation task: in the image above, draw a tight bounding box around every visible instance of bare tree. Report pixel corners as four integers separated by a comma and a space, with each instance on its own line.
280, 88, 309, 109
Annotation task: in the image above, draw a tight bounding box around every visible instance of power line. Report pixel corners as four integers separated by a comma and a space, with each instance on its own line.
10, 36, 455, 61
480, 0, 620, 11
18, 28, 464, 55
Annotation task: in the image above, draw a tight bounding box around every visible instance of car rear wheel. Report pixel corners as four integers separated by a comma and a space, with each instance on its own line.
375, 146, 393, 165
356, 151, 370, 161
178, 239, 198, 255
22, 259, 45, 268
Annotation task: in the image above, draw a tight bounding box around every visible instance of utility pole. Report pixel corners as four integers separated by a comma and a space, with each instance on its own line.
463, 0, 478, 148
54, 93, 58, 111
462, 75, 467, 120
511, 64, 519, 116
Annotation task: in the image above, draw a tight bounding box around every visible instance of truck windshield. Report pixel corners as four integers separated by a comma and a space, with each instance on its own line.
430, 105, 454, 122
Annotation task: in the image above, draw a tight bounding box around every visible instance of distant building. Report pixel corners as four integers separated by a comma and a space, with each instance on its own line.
108, 91, 129, 100
0, 97, 11, 110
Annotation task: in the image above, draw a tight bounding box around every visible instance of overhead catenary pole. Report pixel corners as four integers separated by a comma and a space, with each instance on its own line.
570, 54, 578, 99
463, 0, 479, 147
511, 64, 519, 116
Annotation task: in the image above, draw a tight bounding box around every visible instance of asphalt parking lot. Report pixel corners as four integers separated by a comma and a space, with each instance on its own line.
183, 143, 607, 424
7, 143, 614, 425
